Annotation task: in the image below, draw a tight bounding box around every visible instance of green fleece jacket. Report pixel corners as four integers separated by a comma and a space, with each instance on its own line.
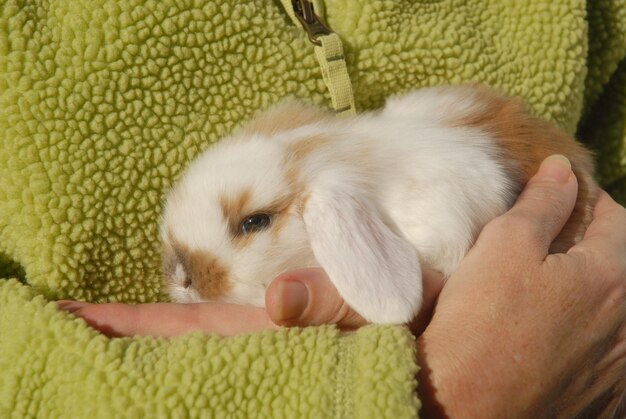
1, 0, 625, 417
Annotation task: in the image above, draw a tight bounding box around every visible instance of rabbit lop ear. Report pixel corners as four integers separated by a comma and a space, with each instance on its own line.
302, 186, 423, 324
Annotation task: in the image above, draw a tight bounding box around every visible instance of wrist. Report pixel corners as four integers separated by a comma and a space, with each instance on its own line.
415, 328, 476, 418
415, 324, 548, 418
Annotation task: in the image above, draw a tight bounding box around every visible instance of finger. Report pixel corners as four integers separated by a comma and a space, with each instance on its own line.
265, 267, 446, 333
567, 192, 626, 284
265, 268, 367, 329
57, 301, 277, 337
570, 191, 626, 257
485, 155, 578, 258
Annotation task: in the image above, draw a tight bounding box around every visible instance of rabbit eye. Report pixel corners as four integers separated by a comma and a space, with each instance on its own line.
239, 213, 272, 234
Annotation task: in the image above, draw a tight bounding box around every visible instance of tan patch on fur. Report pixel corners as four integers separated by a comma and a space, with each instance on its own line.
166, 234, 231, 300
265, 194, 298, 242
161, 238, 178, 288
283, 135, 329, 219
447, 85, 596, 250
238, 100, 331, 137
188, 250, 230, 299
220, 188, 253, 237
295, 192, 310, 217
287, 135, 334, 162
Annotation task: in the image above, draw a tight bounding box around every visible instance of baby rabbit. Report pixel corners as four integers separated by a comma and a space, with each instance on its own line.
161, 85, 595, 324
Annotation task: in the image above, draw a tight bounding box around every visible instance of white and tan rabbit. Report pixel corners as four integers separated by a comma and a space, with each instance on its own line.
160, 85, 595, 324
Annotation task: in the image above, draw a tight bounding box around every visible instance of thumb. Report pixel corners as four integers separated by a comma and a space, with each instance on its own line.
485, 154, 578, 258
265, 268, 368, 329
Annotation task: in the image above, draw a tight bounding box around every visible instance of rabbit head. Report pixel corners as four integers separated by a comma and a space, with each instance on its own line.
161, 137, 317, 307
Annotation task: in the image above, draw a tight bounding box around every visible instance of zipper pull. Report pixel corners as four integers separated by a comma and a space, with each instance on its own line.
292, 0, 332, 46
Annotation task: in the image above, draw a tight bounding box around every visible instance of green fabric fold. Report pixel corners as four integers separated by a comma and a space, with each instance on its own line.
0, 279, 419, 418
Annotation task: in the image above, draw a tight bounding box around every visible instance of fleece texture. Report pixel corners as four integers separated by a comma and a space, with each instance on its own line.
0, 0, 625, 416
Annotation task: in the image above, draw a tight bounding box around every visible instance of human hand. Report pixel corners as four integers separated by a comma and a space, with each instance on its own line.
417, 156, 626, 418
55, 264, 443, 337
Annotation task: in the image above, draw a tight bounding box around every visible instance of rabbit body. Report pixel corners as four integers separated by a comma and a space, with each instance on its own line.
161, 85, 594, 324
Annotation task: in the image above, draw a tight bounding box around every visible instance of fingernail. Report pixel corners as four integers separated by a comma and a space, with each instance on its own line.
536, 155, 572, 183
275, 280, 309, 321
57, 300, 88, 314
